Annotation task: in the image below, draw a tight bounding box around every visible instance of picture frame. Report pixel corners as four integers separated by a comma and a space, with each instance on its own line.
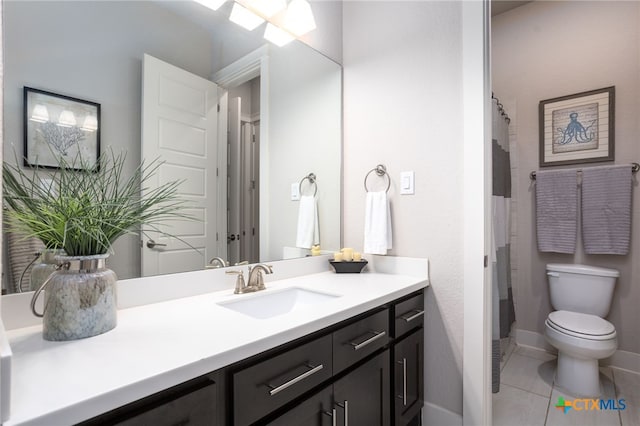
539, 86, 614, 167
24, 87, 101, 170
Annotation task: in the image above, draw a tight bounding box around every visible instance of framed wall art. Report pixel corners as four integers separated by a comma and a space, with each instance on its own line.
24, 87, 101, 170
539, 86, 614, 167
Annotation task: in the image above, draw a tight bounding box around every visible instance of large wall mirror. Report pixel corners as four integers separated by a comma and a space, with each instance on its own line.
2, 0, 342, 293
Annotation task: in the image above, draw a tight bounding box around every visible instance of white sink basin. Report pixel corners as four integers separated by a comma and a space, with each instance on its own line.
217, 287, 340, 319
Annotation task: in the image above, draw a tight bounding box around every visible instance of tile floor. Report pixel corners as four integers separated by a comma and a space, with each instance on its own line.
493, 339, 640, 426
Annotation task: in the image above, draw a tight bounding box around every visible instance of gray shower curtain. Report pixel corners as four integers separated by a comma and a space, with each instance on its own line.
491, 98, 515, 393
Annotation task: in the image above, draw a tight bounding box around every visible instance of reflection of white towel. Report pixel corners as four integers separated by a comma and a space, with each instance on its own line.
296, 195, 319, 249
364, 191, 392, 255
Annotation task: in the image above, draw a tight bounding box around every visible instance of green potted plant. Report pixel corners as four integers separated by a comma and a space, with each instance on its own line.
3, 151, 186, 341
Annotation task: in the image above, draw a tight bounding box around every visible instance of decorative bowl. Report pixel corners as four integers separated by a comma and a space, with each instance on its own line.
329, 259, 368, 274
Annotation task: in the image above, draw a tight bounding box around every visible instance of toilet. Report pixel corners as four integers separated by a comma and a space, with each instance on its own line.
544, 263, 618, 397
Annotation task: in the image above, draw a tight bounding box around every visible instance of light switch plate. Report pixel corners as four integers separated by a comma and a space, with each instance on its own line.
291, 182, 300, 200
400, 171, 415, 195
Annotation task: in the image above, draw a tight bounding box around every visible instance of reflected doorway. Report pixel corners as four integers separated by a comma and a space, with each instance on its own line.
227, 77, 260, 265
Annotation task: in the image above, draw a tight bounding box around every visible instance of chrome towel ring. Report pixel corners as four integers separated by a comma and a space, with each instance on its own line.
364, 164, 391, 193
299, 173, 318, 197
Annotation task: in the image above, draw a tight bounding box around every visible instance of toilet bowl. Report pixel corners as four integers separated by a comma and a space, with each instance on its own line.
544, 310, 617, 397
544, 264, 619, 398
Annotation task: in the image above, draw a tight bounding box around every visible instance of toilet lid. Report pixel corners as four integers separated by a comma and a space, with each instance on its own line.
548, 311, 616, 338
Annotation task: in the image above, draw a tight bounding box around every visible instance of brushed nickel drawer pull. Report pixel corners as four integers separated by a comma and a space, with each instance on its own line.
323, 408, 337, 426
402, 357, 407, 406
336, 400, 349, 426
267, 363, 324, 396
349, 330, 386, 351
401, 310, 424, 323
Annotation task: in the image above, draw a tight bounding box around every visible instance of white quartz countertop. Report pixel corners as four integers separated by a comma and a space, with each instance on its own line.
5, 266, 427, 425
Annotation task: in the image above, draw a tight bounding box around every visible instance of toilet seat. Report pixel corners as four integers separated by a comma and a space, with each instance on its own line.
547, 311, 616, 341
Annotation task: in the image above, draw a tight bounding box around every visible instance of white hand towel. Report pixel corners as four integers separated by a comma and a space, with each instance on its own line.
296, 195, 319, 249
364, 191, 392, 255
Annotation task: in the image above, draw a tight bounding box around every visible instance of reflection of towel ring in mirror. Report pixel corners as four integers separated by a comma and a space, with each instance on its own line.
299, 173, 318, 197
364, 164, 390, 193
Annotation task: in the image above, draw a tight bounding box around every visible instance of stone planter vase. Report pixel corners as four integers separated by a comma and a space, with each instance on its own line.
30, 254, 118, 341
29, 249, 64, 292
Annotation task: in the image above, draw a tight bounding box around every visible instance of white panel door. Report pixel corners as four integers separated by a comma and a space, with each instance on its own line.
141, 54, 218, 276
227, 97, 241, 265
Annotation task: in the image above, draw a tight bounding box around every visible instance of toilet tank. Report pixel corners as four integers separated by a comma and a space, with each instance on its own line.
546, 264, 619, 317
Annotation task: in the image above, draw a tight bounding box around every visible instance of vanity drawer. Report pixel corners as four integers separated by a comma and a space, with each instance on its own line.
333, 308, 390, 374
233, 334, 333, 426
394, 292, 424, 338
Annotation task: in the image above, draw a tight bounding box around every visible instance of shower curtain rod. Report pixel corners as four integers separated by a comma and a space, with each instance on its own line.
491, 93, 511, 123
529, 162, 640, 180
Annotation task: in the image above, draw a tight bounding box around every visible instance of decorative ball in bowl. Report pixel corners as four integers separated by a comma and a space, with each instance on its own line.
329, 259, 368, 273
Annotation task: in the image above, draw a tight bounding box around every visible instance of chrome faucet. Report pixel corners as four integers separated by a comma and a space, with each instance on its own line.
226, 264, 273, 294
247, 264, 273, 290
207, 257, 229, 269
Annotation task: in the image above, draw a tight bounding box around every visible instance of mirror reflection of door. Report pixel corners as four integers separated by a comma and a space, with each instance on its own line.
141, 54, 219, 276
227, 78, 260, 265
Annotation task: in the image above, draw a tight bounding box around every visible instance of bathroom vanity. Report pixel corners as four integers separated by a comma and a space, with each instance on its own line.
1, 255, 428, 425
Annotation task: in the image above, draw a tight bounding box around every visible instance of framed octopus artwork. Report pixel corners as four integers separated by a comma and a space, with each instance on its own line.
23, 87, 101, 171
538, 86, 615, 167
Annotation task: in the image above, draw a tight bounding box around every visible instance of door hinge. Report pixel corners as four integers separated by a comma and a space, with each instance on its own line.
216, 167, 219, 177
217, 104, 220, 112
216, 232, 219, 241
484, 255, 489, 268
252, 134, 256, 143
251, 180, 256, 189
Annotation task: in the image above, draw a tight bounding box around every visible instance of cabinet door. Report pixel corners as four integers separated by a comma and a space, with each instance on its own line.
333, 350, 390, 426
267, 386, 334, 426
393, 328, 424, 425
233, 334, 333, 425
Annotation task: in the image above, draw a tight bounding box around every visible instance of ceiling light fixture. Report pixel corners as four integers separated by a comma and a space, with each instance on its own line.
229, 2, 265, 31
193, 0, 227, 11
263, 23, 295, 46
247, 0, 286, 18
81, 115, 98, 132
283, 0, 316, 36
30, 104, 49, 123
57, 110, 77, 128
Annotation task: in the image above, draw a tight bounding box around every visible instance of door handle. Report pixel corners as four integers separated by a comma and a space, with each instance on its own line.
397, 358, 407, 406
322, 408, 337, 426
336, 400, 348, 426
146, 239, 167, 249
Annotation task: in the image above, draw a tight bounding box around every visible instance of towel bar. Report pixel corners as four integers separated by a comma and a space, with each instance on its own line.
299, 173, 318, 196
364, 164, 391, 193
530, 162, 640, 181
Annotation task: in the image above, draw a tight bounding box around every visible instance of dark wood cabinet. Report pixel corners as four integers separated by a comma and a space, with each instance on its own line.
266, 386, 334, 426
269, 350, 391, 426
81, 289, 425, 426
333, 350, 391, 426
79, 374, 219, 426
232, 334, 333, 425
393, 328, 424, 426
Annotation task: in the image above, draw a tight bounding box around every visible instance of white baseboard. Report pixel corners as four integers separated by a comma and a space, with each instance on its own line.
602, 349, 640, 373
423, 401, 462, 426
513, 328, 640, 374
513, 328, 556, 353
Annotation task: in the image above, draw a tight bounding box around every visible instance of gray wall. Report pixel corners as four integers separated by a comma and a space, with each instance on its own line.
493, 1, 640, 354
343, 1, 464, 417
4, 0, 214, 279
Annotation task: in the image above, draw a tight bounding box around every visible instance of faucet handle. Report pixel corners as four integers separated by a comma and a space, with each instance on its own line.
226, 270, 246, 294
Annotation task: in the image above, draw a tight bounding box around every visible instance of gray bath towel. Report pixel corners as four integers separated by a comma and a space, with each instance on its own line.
582, 165, 632, 255
536, 169, 578, 253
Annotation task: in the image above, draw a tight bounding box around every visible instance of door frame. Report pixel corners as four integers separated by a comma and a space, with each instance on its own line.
212, 45, 270, 262
462, 0, 492, 425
